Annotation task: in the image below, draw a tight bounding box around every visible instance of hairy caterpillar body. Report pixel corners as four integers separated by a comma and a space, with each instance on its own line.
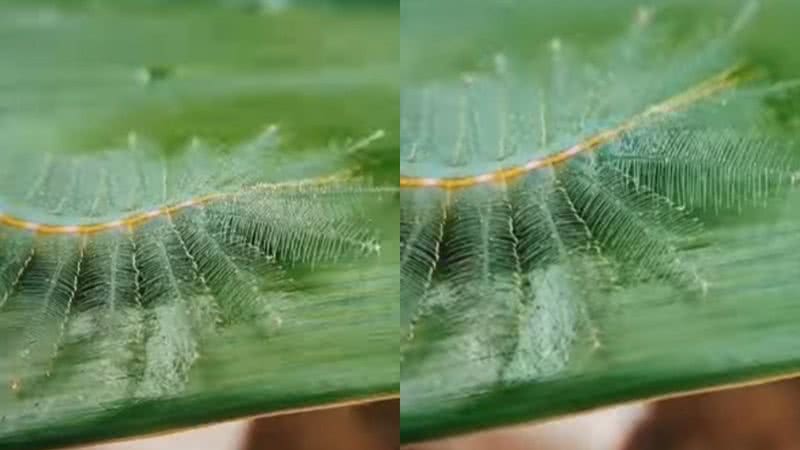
0, 125, 390, 401
400, 3, 800, 391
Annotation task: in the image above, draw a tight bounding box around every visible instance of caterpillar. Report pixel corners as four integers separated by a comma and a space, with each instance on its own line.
400, 1, 800, 390
0, 124, 391, 403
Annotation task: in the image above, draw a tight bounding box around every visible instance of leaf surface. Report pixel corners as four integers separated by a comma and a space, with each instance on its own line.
0, 2, 398, 449
400, 0, 800, 442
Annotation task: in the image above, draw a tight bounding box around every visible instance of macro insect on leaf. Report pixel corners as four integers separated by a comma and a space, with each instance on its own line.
0, 125, 392, 409
0, 1, 398, 449
400, 0, 800, 442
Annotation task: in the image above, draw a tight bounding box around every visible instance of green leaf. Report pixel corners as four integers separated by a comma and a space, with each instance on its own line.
0, 2, 398, 449
401, 0, 800, 443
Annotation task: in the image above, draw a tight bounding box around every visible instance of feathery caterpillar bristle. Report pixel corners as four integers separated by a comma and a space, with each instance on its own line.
0, 125, 391, 398
400, 3, 800, 387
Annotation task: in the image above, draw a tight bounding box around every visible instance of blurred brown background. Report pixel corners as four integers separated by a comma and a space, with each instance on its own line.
79, 378, 800, 450
80, 399, 399, 450
408, 378, 800, 450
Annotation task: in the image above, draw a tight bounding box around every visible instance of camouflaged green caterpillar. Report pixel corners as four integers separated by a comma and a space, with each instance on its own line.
400, 2, 800, 383
0, 125, 389, 398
